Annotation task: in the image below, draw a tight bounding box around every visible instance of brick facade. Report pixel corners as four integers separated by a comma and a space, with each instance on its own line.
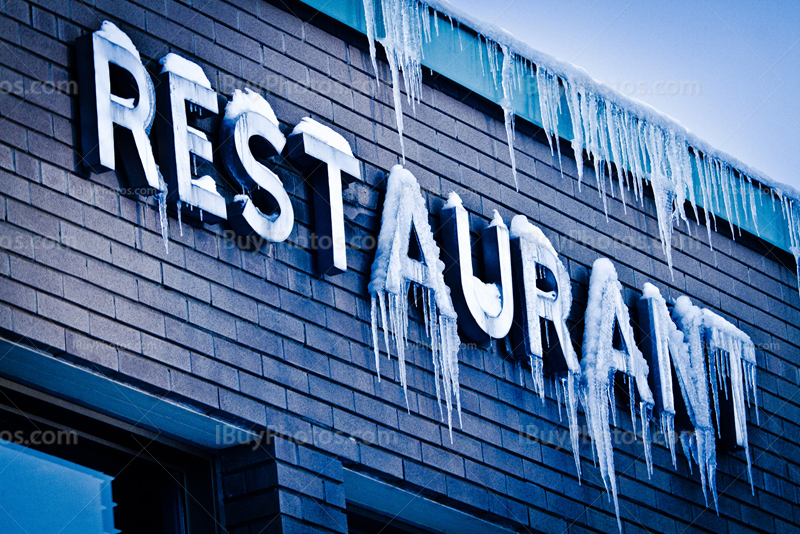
1, 0, 799, 532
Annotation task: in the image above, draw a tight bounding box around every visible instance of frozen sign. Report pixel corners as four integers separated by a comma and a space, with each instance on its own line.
77, 22, 759, 531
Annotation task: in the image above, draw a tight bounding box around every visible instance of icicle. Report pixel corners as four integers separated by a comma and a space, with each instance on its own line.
361, 0, 380, 84
499, 44, 518, 191
747, 176, 759, 236
536, 66, 564, 175
156, 172, 169, 254
176, 200, 183, 236
371, 295, 381, 379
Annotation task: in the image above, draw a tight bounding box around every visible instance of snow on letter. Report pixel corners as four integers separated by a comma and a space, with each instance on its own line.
156, 53, 227, 225
673, 296, 759, 496
581, 258, 654, 532
77, 21, 167, 248
368, 165, 462, 438
508, 215, 582, 480
639, 286, 719, 511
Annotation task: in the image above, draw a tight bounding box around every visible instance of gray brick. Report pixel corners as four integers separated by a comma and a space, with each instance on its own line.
142, 333, 191, 371
241, 372, 287, 409
186, 248, 233, 286
31, 183, 81, 222
421, 442, 464, 476
6, 199, 61, 241
188, 300, 236, 338
111, 242, 161, 282
259, 303, 304, 343
38, 292, 89, 332
61, 222, 112, 261
14, 309, 65, 350
165, 317, 214, 355
66, 331, 118, 370
191, 352, 239, 390
220, 389, 266, 426
163, 264, 211, 302
0, 223, 34, 258
236, 320, 282, 357
34, 237, 87, 279
361, 445, 403, 479
263, 355, 309, 393
87, 259, 137, 300
138, 280, 187, 320
0, 277, 36, 311
287, 389, 331, 426
308, 375, 353, 411
213, 337, 262, 374
170, 369, 219, 408
119, 350, 170, 390
231, 269, 279, 306
211, 284, 258, 323
0, 170, 31, 202
89, 313, 141, 353
404, 459, 447, 494
10, 256, 62, 295
115, 296, 165, 337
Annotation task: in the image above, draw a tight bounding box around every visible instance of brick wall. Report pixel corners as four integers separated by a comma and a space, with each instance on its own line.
1, 0, 799, 532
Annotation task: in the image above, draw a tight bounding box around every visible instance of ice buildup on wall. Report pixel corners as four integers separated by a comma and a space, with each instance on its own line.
360, 0, 800, 292
672, 297, 759, 494
639, 286, 719, 511
581, 258, 654, 532
368, 165, 462, 438
508, 215, 582, 481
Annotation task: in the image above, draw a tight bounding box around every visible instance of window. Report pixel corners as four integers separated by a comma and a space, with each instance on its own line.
347, 504, 439, 534
0, 380, 218, 534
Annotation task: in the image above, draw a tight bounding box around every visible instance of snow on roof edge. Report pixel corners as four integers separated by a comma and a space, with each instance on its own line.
423, 0, 800, 201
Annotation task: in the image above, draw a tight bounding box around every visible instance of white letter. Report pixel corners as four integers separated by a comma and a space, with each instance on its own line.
219, 89, 293, 244
439, 193, 513, 343
287, 117, 361, 275
156, 53, 226, 221
76, 21, 160, 194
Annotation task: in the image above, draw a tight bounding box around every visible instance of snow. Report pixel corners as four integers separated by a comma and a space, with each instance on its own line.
96, 21, 139, 59
509, 215, 581, 480
191, 175, 221, 196
488, 209, 506, 228
359, 0, 800, 294
443, 191, 462, 209
581, 258, 654, 531
223, 88, 279, 129
472, 278, 501, 317
159, 53, 211, 88
672, 295, 759, 502
368, 165, 462, 438
290, 117, 353, 156
643, 286, 719, 511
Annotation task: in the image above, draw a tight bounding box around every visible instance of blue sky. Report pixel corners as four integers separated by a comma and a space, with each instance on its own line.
454, 0, 800, 191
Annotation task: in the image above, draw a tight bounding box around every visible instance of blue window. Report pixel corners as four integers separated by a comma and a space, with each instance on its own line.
0, 440, 118, 534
